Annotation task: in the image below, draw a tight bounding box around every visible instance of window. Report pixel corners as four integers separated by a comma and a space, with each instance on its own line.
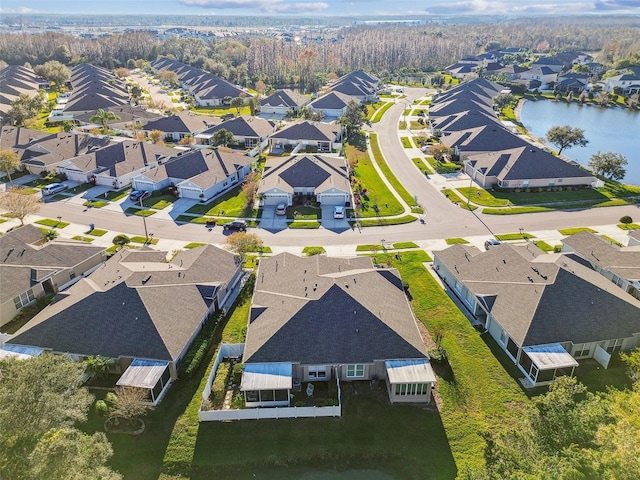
394, 383, 428, 396
308, 365, 326, 379
346, 364, 364, 378
13, 289, 35, 309
574, 344, 590, 357
607, 338, 624, 353
500, 330, 508, 346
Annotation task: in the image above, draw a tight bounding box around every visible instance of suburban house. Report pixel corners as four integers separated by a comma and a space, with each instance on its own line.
268, 120, 343, 153
433, 243, 640, 387
3, 245, 244, 404
532, 57, 565, 73
0, 127, 114, 175
195, 115, 275, 149
142, 111, 220, 142
601, 67, 640, 95
0, 65, 45, 122
440, 124, 530, 160
328, 70, 380, 102
554, 72, 589, 94
240, 253, 435, 407
260, 89, 310, 117
73, 105, 162, 134
307, 91, 357, 119
562, 231, 640, 301
56, 140, 179, 189
49, 64, 130, 122
444, 62, 477, 80
519, 65, 558, 87
258, 154, 351, 207
132, 148, 253, 201
151, 58, 248, 107
464, 145, 596, 189
494, 64, 528, 81
0, 225, 105, 328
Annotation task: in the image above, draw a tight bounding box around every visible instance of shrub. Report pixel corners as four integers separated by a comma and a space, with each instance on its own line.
95, 400, 109, 417
620, 215, 633, 224
105, 392, 118, 407
210, 362, 231, 405
233, 363, 243, 384
112, 234, 130, 246
181, 311, 223, 378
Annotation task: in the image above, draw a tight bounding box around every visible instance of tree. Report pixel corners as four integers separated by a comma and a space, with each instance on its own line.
28, 428, 121, 480
427, 144, 453, 163
149, 129, 165, 144
90, 108, 121, 134
0, 186, 40, 225
157, 70, 179, 86
0, 355, 96, 478
230, 97, 245, 115
7, 91, 45, 126
225, 232, 263, 261
0, 148, 22, 185
241, 171, 259, 207
247, 97, 259, 116
110, 386, 153, 425
213, 128, 235, 147
588, 151, 628, 180
545, 125, 589, 155
338, 100, 366, 138
85, 355, 113, 379
113, 67, 130, 79
493, 92, 515, 111
178, 135, 195, 146
619, 215, 634, 227
33, 60, 71, 89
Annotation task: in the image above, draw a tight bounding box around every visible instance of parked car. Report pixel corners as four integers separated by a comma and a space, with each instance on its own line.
129, 190, 151, 202
333, 206, 345, 219
41, 183, 67, 195
223, 220, 247, 232
276, 203, 287, 216
484, 238, 502, 250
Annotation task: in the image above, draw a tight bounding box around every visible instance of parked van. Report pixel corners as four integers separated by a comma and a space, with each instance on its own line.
42, 183, 67, 196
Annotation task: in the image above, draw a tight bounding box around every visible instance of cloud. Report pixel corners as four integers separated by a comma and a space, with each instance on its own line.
593, 0, 640, 10
0, 7, 37, 14
423, 0, 598, 15
178, 0, 329, 13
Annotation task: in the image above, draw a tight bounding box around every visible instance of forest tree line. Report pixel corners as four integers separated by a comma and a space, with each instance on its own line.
1, 21, 639, 90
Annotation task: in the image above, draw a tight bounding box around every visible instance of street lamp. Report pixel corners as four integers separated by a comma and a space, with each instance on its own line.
56, 216, 62, 228
139, 197, 149, 243
466, 168, 473, 209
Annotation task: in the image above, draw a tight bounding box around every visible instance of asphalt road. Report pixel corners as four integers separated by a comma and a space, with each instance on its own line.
35, 88, 639, 247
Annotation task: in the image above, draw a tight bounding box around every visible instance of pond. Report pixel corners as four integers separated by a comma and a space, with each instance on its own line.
519, 99, 640, 185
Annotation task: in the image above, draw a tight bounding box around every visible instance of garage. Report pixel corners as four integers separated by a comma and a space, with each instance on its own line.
262, 190, 291, 207
317, 192, 349, 206
179, 186, 204, 200
132, 180, 156, 192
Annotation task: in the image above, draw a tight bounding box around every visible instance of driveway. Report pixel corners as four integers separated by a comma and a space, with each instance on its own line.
320, 205, 350, 231
259, 205, 288, 232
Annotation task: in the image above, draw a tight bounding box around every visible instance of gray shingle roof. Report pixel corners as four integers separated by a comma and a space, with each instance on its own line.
434, 244, 640, 347
244, 253, 427, 364
259, 154, 349, 194
8, 245, 240, 362
270, 121, 341, 142
200, 115, 274, 138
260, 89, 309, 109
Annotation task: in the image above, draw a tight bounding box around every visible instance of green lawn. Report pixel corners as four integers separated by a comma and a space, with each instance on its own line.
357, 215, 417, 227
129, 236, 159, 245
495, 232, 533, 241
104, 190, 129, 201
124, 207, 156, 217
186, 186, 259, 219
88, 228, 108, 237
369, 133, 419, 209
289, 206, 321, 220
301, 246, 326, 256
400, 137, 412, 148
412, 157, 432, 174
35, 218, 70, 228
66, 183, 94, 194
618, 223, 640, 230
84, 200, 109, 208
71, 235, 94, 242
558, 227, 597, 235
532, 240, 555, 252
143, 194, 176, 210
346, 143, 403, 218
288, 221, 321, 229
441, 189, 477, 211
393, 241, 419, 249
446, 238, 469, 245
392, 251, 528, 472
601, 235, 623, 247
184, 242, 207, 249
370, 102, 394, 123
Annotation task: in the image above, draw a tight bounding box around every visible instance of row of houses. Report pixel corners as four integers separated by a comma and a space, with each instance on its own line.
433, 231, 640, 387
0, 65, 49, 123
446, 50, 640, 95
428, 78, 596, 190
1, 225, 434, 407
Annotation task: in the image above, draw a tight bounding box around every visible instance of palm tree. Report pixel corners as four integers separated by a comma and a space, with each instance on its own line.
90, 109, 120, 134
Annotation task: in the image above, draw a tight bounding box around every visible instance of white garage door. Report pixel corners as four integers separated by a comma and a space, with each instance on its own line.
133, 180, 155, 191
179, 186, 203, 200
318, 193, 346, 206
264, 194, 290, 206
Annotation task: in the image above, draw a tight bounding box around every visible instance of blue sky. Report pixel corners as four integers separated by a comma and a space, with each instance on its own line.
1, 0, 639, 16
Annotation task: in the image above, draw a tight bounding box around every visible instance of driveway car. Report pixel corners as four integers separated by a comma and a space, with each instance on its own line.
333, 206, 345, 219
42, 183, 67, 195
223, 220, 247, 232
129, 190, 151, 202
276, 203, 287, 216
484, 238, 502, 250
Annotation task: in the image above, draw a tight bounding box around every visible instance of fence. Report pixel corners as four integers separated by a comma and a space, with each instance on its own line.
201, 343, 244, 403
199, 403, 341, 421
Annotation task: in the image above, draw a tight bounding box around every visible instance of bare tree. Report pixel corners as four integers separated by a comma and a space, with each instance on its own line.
241, 171, 259, 208
0, 187, 40, 225
110, 386, 152, 425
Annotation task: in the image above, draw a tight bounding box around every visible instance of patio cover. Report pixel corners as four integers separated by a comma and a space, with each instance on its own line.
240, 362, 292, 391
117, 358, 169, 389
0, 344, 44, 360
385, 359, 436, 384
523, 344, 579, 370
